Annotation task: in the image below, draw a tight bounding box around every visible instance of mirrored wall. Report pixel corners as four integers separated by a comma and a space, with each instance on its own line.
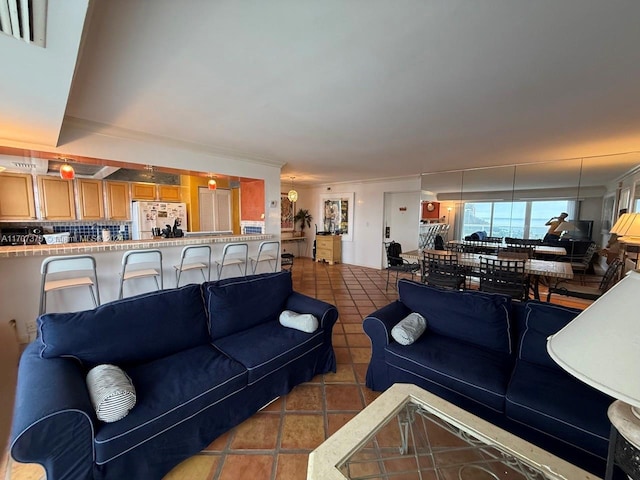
421, 152, 640, 246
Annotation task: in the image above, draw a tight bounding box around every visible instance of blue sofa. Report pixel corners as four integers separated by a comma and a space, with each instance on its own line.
10, 271, 338, 480
363, 279, 613, 477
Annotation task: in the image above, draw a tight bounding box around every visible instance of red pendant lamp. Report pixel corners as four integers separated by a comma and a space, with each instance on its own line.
208, 177, 217, 190
59, 163, 75, 180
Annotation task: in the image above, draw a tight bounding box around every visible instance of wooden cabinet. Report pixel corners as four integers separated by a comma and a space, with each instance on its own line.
158, 184, 181, 201
131, 182, 157, 200
77, 179, 105, 220
37, 176, 76, 220
315, 235, 342, 265
105, 181, 131, 220
0, 173, 36, 220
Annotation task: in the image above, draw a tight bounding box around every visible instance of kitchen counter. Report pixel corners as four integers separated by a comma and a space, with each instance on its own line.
0, 233, 274, 342
0, 234, 272, 258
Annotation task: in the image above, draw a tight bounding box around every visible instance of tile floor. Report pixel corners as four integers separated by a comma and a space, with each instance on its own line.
0, 257, 596, 480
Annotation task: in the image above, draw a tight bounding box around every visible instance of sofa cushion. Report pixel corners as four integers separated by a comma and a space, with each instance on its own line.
213, 320, 325, 385
506, 360, 612, 459
204, 271, 293, 339
38, 285, 210, 365
94, 345, 247, 465
518, 302, 582, 370
398, 280, 513, 354
385, 333, 513, 412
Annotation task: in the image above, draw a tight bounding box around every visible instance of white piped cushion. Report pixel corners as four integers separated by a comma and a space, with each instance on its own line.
391, 312, 427, 345
279, 310, 319, 333
86, 364, 137, 423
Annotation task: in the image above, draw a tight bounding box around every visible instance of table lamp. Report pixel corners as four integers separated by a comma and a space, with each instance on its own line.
547, 269, 640, 477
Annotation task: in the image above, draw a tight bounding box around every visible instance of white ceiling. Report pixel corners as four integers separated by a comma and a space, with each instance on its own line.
2, 1, 640, 185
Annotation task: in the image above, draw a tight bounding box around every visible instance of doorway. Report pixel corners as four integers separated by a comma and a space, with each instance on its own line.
382, 191, 420, 267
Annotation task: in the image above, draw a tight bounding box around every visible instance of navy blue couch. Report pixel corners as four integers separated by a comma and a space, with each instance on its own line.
363, 279, 613, 477
10, 271, 338, 480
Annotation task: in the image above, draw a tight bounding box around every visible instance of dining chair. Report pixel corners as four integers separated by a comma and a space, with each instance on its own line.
478, 257, 530, 301
39, 255, 100, 315
384, 241, 420, 291
422, 252, 466, 290
547, 258, 622, 302
498, 245, 534, 260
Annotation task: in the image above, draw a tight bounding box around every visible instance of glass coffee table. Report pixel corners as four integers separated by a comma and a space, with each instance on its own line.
308, 383, 598, 480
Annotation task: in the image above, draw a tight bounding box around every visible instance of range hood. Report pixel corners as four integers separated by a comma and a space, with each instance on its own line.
0, 155, 48, 174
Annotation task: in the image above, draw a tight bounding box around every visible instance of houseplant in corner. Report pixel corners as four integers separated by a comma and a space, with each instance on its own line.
294, 209, 313, 237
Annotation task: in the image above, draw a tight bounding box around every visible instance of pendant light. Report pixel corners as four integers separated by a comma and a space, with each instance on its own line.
287, 176, 298, 203
208, 175, 217, 190
59, 162, 75, 180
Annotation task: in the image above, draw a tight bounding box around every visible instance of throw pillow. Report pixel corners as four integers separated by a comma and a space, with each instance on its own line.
86, 364, 137, 423
391, 312, 427, 345
279, 310, 319, 333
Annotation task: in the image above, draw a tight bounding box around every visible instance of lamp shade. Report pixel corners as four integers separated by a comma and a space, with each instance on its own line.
287, 189, 298, 202
610, 213, 634, 235
621, 213, 640, 238
553, 221, 575, 233
547, 269, 640, 407
207, 178, 217, 190
59, 164, 75, 180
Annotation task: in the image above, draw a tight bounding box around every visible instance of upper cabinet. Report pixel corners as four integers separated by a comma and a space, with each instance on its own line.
0, 173, 36, 220
158, 184, 181, 201
106, 181, 131, 220
37, 176, 76, 220
77, 179, 105, 220
131, 182, 157, 201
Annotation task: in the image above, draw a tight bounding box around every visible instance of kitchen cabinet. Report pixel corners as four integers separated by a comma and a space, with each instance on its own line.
0, 173, 36, 220
315, 235, 341, 265
37, 176, 76, 220
131, 182, 157, 201
77, 179, 105, 220
106, 181, 131, 220
158, 184, 181, 201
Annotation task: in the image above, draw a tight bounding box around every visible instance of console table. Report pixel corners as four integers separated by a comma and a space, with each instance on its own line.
315, 235, 341, 265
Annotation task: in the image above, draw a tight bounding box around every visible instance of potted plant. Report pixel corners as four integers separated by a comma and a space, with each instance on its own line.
294, 208, 313, 236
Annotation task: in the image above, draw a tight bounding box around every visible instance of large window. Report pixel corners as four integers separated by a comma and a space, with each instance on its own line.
462, 200, 575, 239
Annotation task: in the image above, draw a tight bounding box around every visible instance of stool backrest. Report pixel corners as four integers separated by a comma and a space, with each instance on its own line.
222, 243, 248, 258
123, 250, 162, 266
42, 255, 97, 275
182, 245, 211, 260
257, 241, 279, 258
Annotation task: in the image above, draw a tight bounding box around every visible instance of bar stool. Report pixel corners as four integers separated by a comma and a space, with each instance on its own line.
174, 245, 211, 286
249, 241, 280, 274
39, 255, 100, 315
215, 243, 248, 280
118, 249, 163, 299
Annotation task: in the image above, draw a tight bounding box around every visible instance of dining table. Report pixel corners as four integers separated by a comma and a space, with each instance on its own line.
402, 249, 574, 300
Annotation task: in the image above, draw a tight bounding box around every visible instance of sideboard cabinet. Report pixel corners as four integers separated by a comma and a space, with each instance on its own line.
315, 235, 341, 265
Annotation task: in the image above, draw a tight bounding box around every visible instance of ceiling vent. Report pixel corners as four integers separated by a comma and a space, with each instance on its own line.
0, 0, 47, 47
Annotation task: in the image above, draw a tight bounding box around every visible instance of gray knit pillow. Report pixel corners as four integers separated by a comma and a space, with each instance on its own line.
86, 364, 137, 423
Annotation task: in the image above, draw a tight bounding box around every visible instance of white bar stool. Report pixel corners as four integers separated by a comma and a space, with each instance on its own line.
215, 243, 248, 280
250, 241, 280, 274
174, 245, 211, 286
118, 249, 163, 299
39, 255, 100, 315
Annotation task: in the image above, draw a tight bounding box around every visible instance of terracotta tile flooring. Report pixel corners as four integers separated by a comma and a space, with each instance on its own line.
0, 257, 595, 480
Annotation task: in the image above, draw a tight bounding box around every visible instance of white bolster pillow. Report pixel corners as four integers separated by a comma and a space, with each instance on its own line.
86, 364, 137, 423
391, 312, 427, 345
279, 310, 319, 333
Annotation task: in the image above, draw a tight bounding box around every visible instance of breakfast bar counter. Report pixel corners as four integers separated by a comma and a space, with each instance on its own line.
0, 234, 274, 342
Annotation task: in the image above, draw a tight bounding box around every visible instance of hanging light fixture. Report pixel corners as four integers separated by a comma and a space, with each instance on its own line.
287, 176, 298, 203
59, 162, 75, 180
207, 175, 217, 190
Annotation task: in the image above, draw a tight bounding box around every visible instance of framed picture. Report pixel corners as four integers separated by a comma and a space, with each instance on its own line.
319, 192, 354, 241
619, 187, 631, 212
281, 194, 294, 231
602, 193, 615, 232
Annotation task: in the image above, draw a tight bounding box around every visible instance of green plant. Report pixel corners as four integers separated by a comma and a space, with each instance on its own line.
294, 208, 313, 233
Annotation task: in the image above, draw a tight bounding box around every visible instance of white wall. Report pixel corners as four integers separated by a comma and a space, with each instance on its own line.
384, 191, 420, 253
292, 177, 421, 269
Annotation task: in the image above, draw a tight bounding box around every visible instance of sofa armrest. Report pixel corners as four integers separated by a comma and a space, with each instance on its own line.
285, 291, 339, 330
363, 301, 411, 391
10, 342, 96, 480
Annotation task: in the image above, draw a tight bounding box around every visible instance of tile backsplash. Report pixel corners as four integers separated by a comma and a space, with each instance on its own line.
1, 221, 131, 242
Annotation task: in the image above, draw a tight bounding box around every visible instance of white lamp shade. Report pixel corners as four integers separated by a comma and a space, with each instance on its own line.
547, 270, 640, 407
553, 221, 575, 233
